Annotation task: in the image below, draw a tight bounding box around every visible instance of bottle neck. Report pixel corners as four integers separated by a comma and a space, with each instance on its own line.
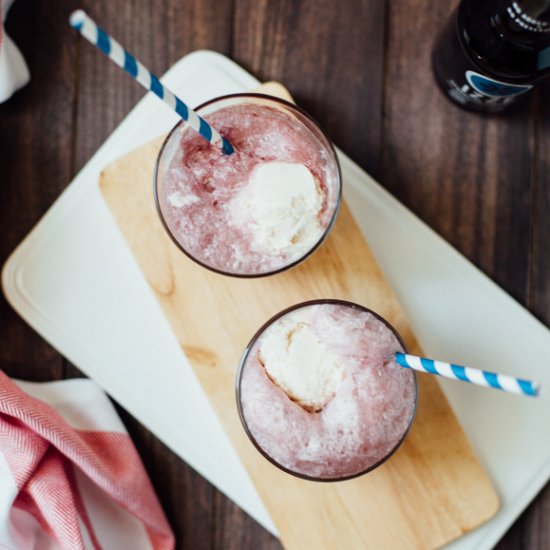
459, 0, 550, 80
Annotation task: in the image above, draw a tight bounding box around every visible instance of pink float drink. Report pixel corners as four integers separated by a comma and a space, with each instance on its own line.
236, 300, 417, 481
154, 94, 341, 277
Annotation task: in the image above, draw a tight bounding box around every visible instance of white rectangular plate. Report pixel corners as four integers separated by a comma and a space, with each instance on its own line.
3, 51, 549, 549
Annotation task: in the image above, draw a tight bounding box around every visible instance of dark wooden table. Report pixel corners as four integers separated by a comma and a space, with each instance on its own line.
1, 1, 548, 548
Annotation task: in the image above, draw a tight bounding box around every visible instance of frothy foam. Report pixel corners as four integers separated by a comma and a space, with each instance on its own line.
158, 103, 339, 275
239, 303, 416, 479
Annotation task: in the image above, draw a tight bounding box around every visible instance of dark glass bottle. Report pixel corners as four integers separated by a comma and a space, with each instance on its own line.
432, 0, 550, 113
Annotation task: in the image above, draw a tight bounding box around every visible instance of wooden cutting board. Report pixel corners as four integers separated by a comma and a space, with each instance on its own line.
99, 83, 499, 549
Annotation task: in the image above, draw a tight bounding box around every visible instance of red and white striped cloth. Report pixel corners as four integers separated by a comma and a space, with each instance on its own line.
0, 371, 175, 550
0, 0, 30, 102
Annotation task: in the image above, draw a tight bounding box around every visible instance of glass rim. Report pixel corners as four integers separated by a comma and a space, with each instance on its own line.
153, 93, 343, 278
235, 298, 418, 482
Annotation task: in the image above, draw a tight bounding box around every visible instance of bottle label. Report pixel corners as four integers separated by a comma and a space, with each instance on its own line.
465, 70, 533, 97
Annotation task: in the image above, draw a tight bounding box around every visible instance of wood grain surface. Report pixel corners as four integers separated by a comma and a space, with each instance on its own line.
1, 0, 548, 548
98, 128, 499, 549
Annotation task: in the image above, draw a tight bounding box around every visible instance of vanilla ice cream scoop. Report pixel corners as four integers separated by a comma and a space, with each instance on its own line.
232, 161, 324, 256
258, 312, 345, 412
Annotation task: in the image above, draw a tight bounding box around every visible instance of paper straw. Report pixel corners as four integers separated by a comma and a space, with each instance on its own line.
69, 10, 234, 155
395, 352, 540, 397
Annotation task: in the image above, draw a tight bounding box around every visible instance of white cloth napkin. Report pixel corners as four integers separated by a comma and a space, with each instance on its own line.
0, 372, 175, 550
0, 0, 30, 102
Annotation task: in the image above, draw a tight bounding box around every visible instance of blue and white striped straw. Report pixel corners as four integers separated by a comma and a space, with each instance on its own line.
69, 10, 234, 155
395, 352, 540, 397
